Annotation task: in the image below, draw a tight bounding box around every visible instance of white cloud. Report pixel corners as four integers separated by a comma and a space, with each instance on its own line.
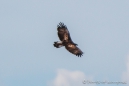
48, 69, 94, 86
122, 55, 129, 84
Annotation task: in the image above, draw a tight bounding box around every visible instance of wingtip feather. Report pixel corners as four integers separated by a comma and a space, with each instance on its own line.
57, 22, 67, 28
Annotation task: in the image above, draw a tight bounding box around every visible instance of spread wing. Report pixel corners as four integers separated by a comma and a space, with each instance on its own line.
57, 22, 73, 42
65, 43, 83, 57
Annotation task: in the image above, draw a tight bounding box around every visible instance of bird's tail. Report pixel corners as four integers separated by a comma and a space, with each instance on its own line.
53, 41, 64, 48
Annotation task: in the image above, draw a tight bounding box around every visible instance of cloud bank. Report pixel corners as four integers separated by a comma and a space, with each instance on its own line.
122, 55, 129, 84
48, 69, 94, 86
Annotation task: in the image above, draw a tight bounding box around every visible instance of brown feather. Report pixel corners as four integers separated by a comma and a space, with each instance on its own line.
54, 22, 83, 57
65, 43, 83, 57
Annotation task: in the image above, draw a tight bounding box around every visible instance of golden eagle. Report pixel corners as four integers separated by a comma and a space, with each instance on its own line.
53, 22, 83, 57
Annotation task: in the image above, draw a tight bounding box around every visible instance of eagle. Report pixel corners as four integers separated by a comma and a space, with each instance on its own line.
53, 22, 83, 57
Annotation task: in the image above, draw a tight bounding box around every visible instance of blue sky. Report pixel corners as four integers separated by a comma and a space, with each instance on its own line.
0, 0, 129, 86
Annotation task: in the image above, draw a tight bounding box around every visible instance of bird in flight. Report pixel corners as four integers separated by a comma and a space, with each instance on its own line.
53, 22, 83, 57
